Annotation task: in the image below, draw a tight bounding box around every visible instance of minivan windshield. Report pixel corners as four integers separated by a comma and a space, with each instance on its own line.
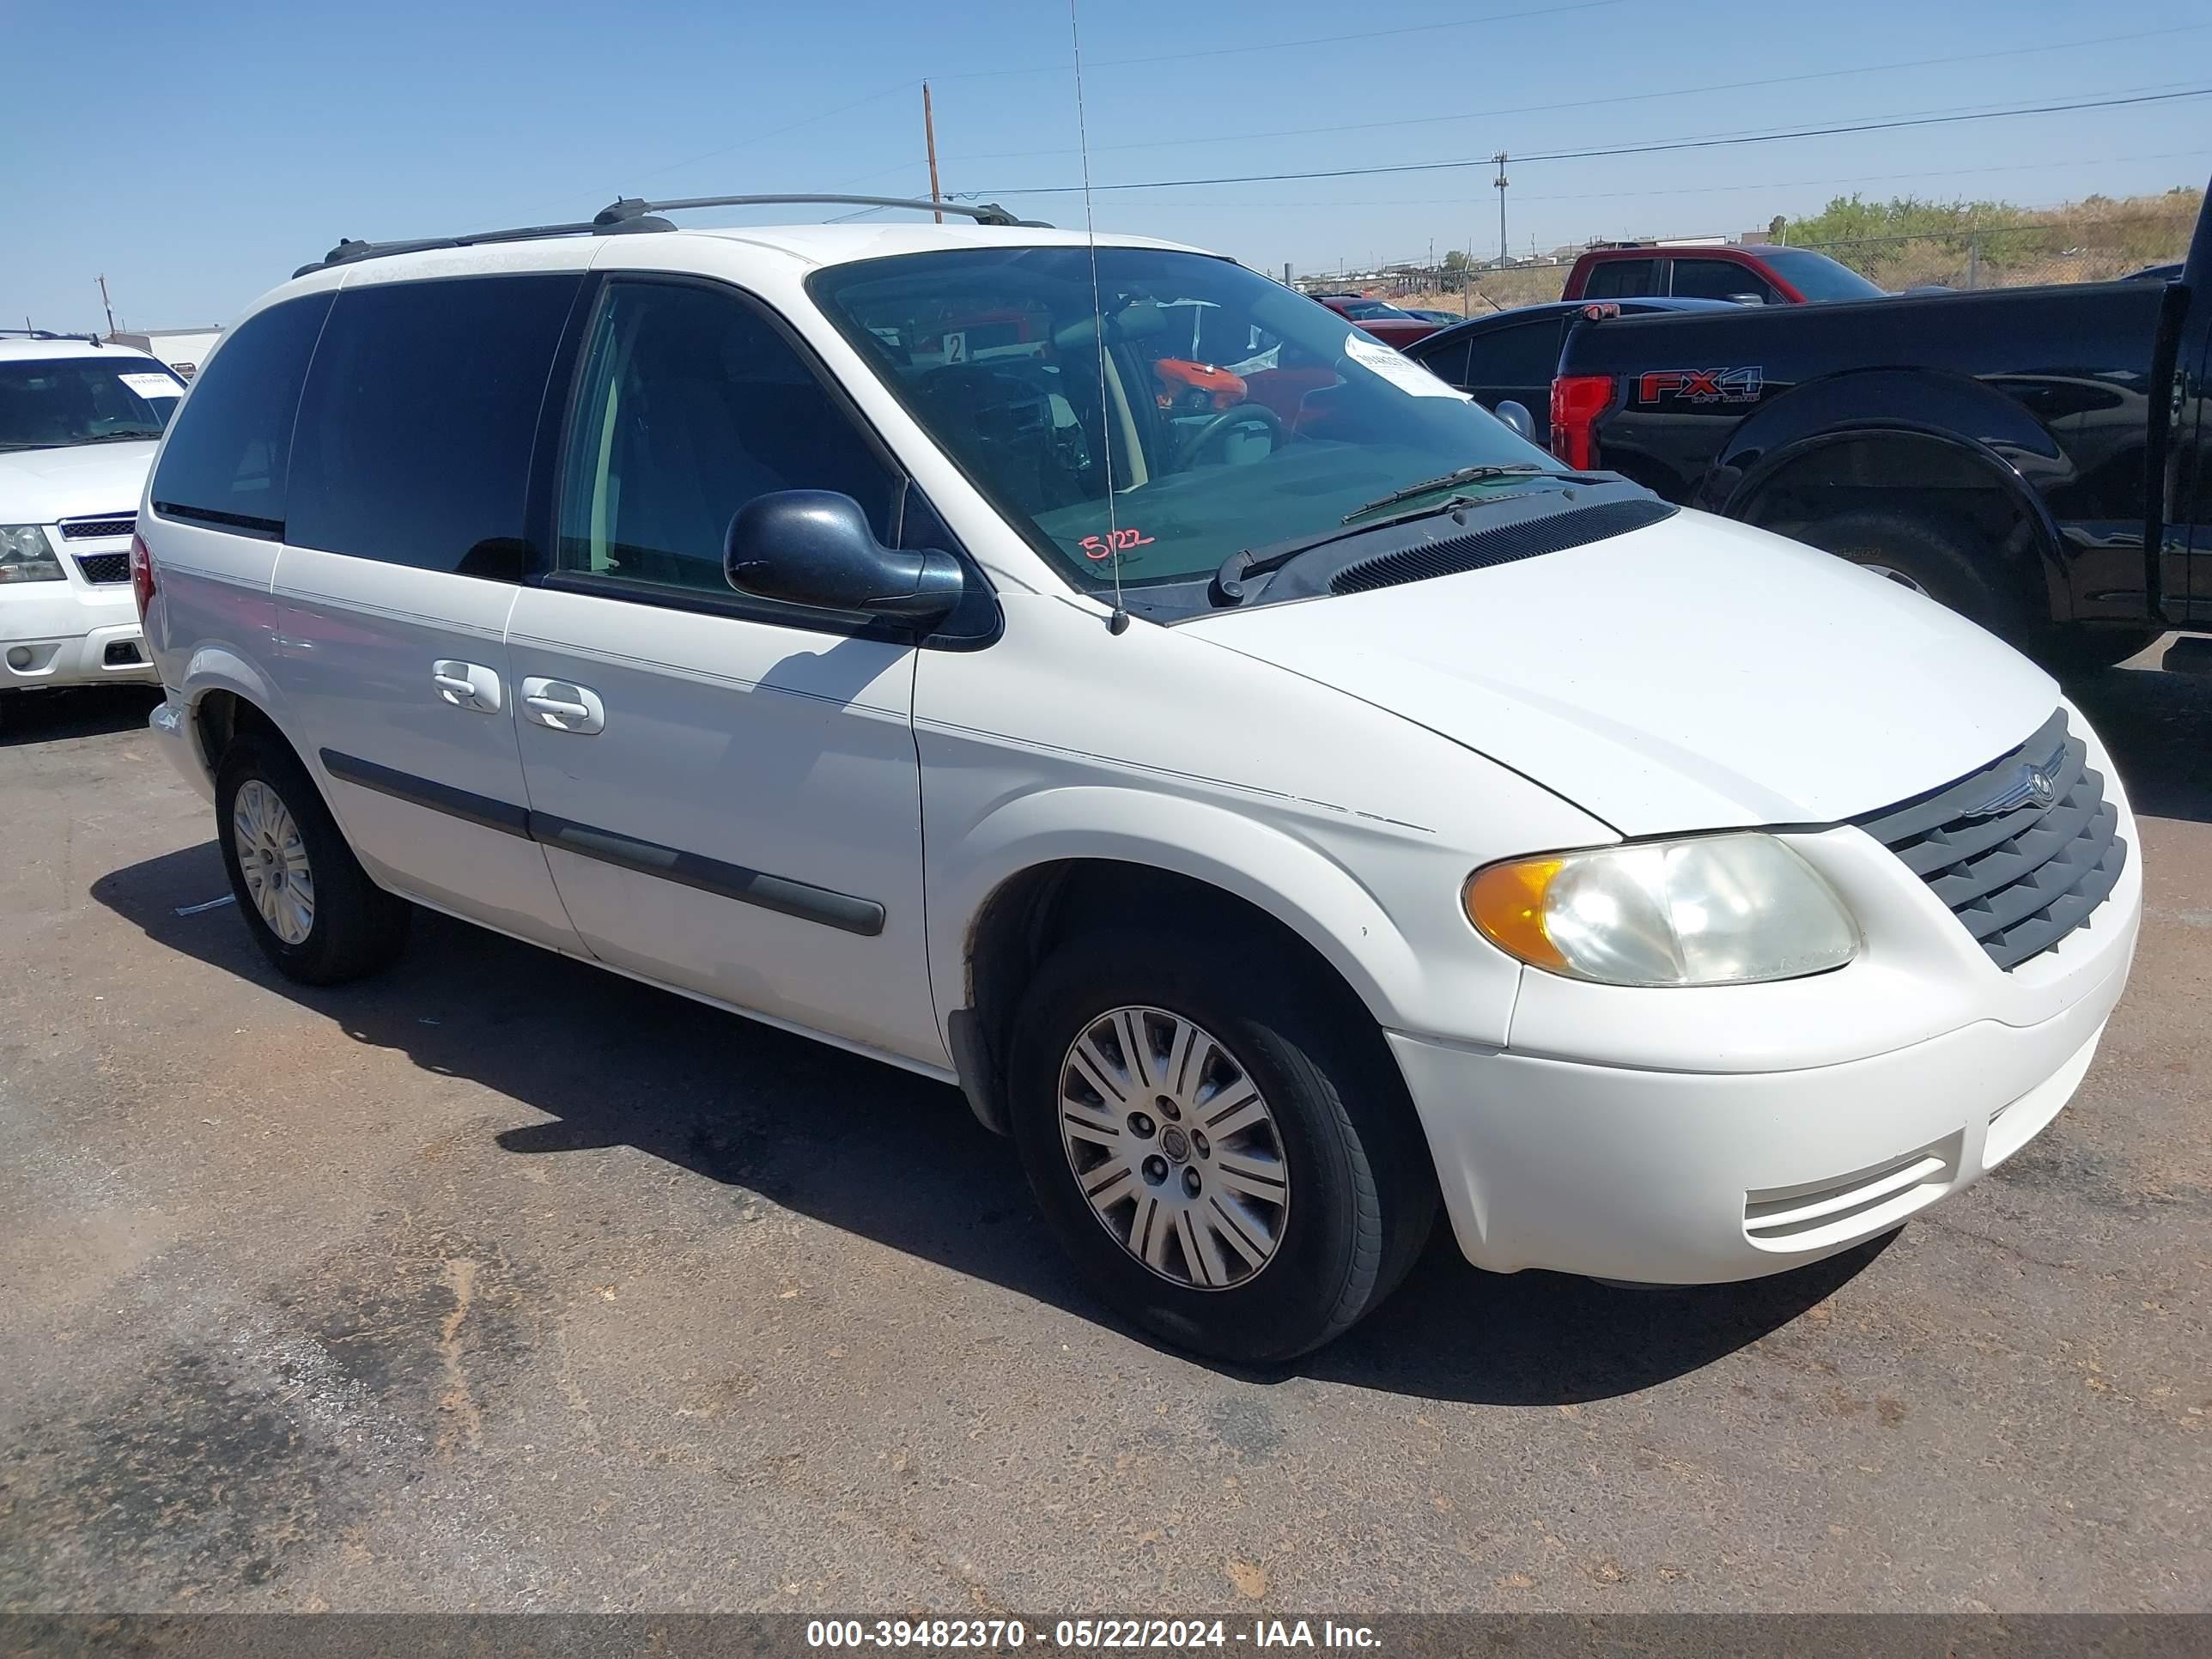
0, 356, 185, 452
809, 247, 1560, 594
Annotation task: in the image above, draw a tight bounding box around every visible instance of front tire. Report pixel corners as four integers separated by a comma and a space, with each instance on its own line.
1008, 928, 1435, 1363
216, 733, 410, 985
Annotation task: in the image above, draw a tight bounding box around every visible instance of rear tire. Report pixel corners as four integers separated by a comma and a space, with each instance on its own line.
216, 732, 410, 985
1798, 509, 2026, 639
1008, 927, 1436, 1364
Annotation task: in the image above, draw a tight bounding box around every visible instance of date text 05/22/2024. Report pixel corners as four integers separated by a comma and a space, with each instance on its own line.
805, 1618, 1382, 1650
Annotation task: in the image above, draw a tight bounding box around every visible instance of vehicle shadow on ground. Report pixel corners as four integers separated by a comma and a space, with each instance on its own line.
2066, 647, 2212, 826
0, 684, 162, 749
96, 842, 1880, 1407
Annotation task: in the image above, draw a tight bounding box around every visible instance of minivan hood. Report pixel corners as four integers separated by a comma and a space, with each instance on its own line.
0, 441, 159, 526
1183, 507, 2059, 835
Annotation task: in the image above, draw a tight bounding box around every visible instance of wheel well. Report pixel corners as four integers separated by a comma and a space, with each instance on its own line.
957, 860, 1387, 1136
192, 689, 287, 777
1733, 431, 2061, 616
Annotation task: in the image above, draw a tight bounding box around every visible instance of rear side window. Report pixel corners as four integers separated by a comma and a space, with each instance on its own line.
1409, 335, 1472, 386
1466, 319, 1565, 386
286, 273, 580, 579
1582, 258, 1659, 300
1671, 259, 1774, 304
150, 294, 333, 536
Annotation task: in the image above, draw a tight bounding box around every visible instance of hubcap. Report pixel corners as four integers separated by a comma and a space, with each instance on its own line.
1057, 1006, 1289, 1291
232, 779, 315, 945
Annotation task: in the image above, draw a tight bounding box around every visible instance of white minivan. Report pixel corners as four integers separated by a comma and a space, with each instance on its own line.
3, 335, 184, 708
137, 204, 2141, 1360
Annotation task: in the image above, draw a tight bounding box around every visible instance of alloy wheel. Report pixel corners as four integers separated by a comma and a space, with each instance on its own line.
1057, 1006, 1290, 1291
233, 779, 315, 945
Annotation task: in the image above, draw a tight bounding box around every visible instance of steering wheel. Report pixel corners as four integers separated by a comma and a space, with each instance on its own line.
1172, 401, 1283, 470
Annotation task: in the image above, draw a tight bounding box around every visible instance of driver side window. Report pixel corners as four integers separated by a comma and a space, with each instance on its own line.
556, 280, 896, 595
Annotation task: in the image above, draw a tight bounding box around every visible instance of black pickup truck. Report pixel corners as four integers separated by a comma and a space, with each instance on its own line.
1549, 184, 2212, 672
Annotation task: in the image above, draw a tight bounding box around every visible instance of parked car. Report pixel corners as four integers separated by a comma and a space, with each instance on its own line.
1399, 307, 1466, 325
1403, 298, 1735, 446
1548, 180, 2212, 672
2, 332, 184, 714
139, 199, 2139, 1363
1310, 294, 1443, 348
1563, 242, 1883, 305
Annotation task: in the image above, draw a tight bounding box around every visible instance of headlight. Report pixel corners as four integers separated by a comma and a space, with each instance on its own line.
0, 526, 64, 584
1464, 832, 1858, 988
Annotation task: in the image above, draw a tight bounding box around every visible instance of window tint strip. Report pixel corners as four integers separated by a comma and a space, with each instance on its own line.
316, 749, 884, 935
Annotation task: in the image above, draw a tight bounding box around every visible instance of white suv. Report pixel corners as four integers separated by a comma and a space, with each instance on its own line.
137, 203, 2141, 1360
2, 335, 183, 706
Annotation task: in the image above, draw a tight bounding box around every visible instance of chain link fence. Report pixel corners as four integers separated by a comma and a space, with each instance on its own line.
1355, 210, 2192, 319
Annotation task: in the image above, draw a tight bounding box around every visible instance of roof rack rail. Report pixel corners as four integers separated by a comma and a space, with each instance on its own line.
295, 192, 1049, 277
1, 327, 102, 345
592, 193, 1049, 229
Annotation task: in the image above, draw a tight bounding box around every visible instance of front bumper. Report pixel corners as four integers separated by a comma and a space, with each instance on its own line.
1392, 944, 2129, 1283
2, 568, 155, 689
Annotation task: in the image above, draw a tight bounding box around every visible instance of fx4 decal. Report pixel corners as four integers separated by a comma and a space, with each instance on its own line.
1638, 367, 1764, 405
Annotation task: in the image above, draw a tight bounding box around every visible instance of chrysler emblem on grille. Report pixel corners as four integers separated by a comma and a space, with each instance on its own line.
1963, 753, 2062, 818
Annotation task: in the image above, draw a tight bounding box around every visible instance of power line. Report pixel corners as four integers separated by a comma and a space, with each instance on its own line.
928, 23, 2212, 167
1102, 149, 2212, 213
979, 87, 2212, 198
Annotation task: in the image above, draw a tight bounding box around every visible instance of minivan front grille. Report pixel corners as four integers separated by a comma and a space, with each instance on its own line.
1854, 710, 2124, 971
58, 514, 136, 541
1328, 498, 1676, 595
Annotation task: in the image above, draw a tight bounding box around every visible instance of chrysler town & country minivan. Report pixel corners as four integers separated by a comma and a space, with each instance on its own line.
136, 205, 2140, 1360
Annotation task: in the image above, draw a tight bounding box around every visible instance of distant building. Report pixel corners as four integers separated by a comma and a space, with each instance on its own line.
106, 327, 222, 380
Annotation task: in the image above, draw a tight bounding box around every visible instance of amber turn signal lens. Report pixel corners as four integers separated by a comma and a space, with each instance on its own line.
1463, 858, 1569, 971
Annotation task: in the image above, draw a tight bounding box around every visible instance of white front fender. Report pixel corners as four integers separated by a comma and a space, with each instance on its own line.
927, 783, 1511, 1052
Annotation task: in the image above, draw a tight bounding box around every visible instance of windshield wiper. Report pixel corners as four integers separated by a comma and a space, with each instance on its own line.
76, 430, 162, 444
1341, 464, 1549, 524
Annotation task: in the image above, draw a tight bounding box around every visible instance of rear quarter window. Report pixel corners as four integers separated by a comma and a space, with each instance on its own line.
284, 273, 581, 579
1582, 259, 1660, 300
150, 294, 334, 536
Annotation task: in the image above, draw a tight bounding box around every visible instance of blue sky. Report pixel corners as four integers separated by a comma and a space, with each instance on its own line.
10, 0, 2209, 331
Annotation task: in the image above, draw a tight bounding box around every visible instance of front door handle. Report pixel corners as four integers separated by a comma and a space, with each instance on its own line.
520, 676, 605, 735
432, 659, 502, 713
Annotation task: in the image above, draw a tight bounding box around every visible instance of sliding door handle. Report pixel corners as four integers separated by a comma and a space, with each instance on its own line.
520, 677, 605, 735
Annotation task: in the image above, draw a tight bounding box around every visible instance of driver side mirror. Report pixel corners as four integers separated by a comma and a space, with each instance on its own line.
1492, 399, 1537, 441
724, 490, 964, 624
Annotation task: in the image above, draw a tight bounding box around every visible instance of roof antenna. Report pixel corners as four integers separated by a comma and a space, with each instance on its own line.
1066, 0, 1128, 635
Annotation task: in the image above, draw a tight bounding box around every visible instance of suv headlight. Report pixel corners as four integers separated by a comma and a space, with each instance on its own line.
0, 526, 64, 584
1464, 832, 1858, 988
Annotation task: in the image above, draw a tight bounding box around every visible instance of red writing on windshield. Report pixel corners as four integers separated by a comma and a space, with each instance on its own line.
1079, 527, 1156, 560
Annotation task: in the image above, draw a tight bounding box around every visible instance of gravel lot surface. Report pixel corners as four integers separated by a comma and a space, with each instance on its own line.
2, 647, 2206, 1613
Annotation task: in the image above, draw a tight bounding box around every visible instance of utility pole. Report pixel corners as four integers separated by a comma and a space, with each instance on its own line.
97, 275, 117, 337
1493, 154, 1510, 270
922, 82, 944, 224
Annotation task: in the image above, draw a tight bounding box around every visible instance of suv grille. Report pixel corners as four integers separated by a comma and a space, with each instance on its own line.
76, 552, 132, 585
1854, 710, 2124, 971
58, 514, 136, 540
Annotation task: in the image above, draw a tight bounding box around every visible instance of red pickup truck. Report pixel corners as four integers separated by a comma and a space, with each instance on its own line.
1562, 244, 1883, 306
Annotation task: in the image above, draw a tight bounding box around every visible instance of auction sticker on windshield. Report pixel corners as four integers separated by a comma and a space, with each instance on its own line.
1345, 333, 1470, 399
